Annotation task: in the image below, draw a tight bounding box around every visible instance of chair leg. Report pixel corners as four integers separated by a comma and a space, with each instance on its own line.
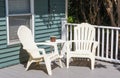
25, 60, 32, 71
58, 58, 63, 68
44, 58, 52, 76
91, 58, 95, 70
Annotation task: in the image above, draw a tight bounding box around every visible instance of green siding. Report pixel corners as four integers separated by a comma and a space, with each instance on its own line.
0, 0, 65, 68
0, 0, 27, 68
0, 0, 5, 17
34, 0, 65, 42
0, 60, 19, 68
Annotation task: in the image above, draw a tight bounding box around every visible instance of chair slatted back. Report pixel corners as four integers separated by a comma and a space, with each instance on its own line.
74, 23, 95, 51
17, 25, 40, 57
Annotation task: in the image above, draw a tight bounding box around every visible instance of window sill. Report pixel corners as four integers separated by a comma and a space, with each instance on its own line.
8, 41, 20, 45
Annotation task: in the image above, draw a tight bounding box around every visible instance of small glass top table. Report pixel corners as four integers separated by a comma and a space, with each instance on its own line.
46, 39, 66, 58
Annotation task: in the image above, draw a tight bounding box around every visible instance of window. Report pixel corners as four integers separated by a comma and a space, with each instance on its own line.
6, 0, 34, 45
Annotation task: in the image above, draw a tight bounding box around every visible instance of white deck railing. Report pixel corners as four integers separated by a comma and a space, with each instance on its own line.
63, 23, 120, 63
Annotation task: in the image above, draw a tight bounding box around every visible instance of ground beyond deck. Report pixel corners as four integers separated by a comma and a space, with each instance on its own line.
0, 60, 120, 78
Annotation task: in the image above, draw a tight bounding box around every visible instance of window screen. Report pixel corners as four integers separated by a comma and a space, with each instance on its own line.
9, 16, 31, 43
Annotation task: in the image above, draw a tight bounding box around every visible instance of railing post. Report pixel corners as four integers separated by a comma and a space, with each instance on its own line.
61, 18, 67, 41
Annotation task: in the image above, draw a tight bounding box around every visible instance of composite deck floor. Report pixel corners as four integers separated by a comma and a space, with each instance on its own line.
0, 60, 120, 78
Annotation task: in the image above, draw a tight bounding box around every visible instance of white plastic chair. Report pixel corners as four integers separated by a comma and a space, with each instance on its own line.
17, 25, 62, 75
66, 23, 98, 70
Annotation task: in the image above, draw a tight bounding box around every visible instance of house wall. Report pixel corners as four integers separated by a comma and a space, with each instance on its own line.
0, 0, 65, 68
34, 0, 65, 42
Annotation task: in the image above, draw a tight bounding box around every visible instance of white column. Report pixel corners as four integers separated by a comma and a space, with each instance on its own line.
61, 18, 67, 41
65, 0, 68, 19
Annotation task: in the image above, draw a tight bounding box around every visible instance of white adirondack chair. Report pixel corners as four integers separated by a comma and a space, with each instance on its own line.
17, 25, 62, 75
66, 23, 98, 70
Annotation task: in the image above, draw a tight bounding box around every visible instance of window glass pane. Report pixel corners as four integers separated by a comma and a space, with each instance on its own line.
8, 0, 30, 14
9, 16, 31, 43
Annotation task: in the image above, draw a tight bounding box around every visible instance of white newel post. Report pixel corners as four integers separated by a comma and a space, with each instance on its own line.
61, 18, 67, 41
61, 18, 67, 56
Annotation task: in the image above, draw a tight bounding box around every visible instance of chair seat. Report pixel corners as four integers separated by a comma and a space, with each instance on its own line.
47, 53, 60, 61
68, 51, 94, 57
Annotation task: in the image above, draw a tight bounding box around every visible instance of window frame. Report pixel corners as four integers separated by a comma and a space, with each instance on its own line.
5, 0, 34, 45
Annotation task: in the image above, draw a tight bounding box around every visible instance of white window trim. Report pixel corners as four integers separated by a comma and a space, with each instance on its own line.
5, 0, 34, 45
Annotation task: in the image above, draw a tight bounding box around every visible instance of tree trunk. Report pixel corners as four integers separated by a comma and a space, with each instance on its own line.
118, 0, 120, 26
105, 0, 116, 26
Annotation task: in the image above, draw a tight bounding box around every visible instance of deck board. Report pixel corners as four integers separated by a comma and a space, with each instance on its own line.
0, 60, 120, 78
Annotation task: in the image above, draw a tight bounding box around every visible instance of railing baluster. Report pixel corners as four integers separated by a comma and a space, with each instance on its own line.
111, 29, 114, 59
70, 25, 72, 40
115, 30, 119, 60
97, 28, 100, 57
102, 28, 105, 58
106, 29, 109, 58
66, 25, 68, 41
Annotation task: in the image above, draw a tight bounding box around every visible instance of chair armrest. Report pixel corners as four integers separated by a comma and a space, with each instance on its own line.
36, 42, 56, 46
36, 42, 59, 54
23, 48, 46, 58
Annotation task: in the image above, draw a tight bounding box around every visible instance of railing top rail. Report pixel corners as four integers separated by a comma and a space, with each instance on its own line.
65, 23, 120, 30
94, 25, 120, 30
66, 23, 79, 26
